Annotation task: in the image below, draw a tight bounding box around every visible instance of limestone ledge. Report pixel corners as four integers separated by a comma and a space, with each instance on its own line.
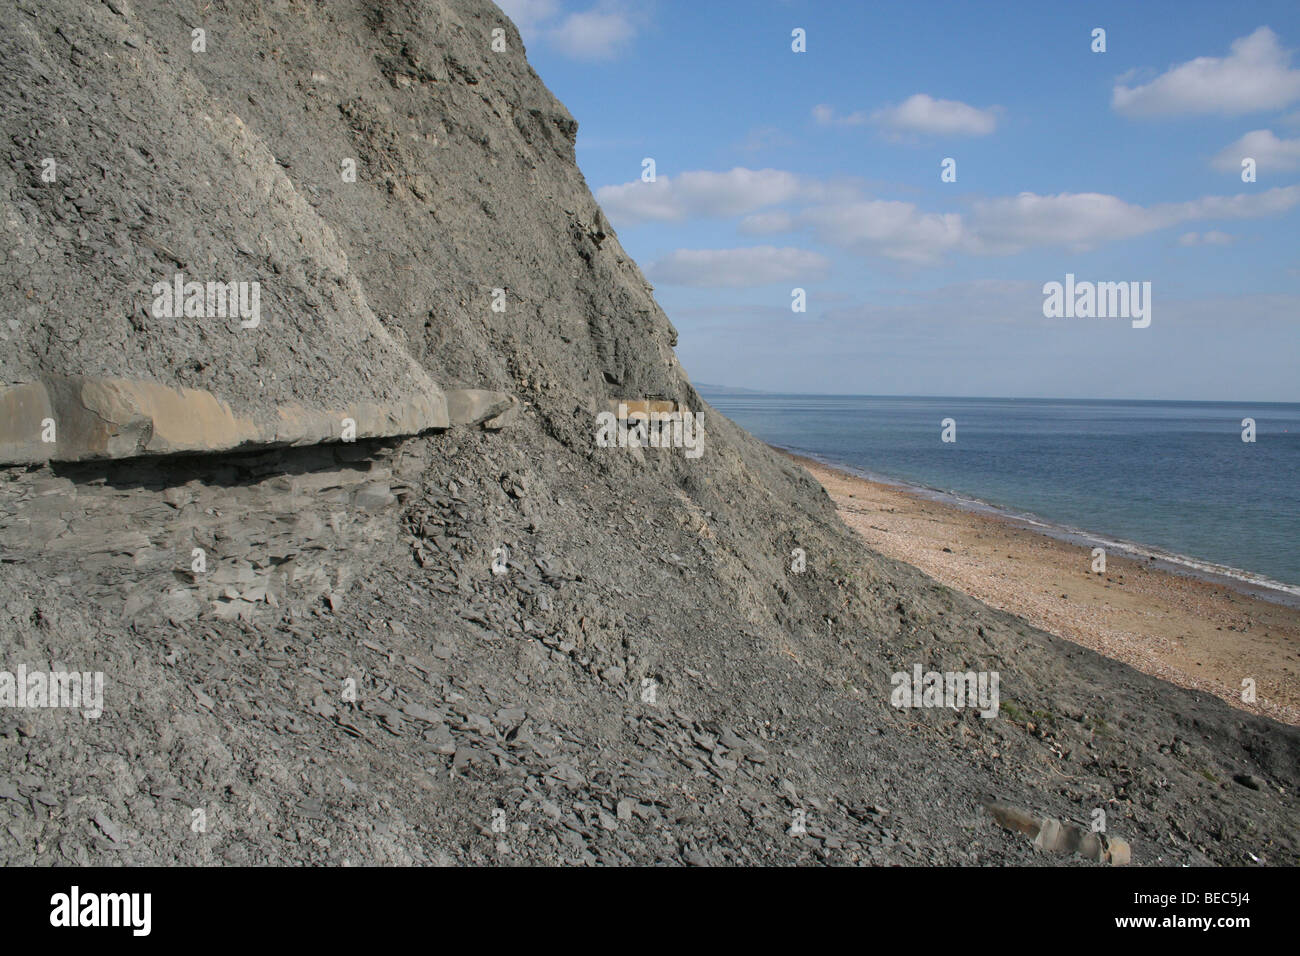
0, 376, 515, 465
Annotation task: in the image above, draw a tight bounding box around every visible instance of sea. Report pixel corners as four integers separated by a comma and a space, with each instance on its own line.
698, 389, 1300, 603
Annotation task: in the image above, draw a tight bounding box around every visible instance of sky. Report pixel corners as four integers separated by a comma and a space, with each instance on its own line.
498, 0, 1300, 401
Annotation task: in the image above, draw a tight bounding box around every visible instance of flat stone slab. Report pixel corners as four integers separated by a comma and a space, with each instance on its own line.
445, 389, 515, 426
0, 376, 451, 465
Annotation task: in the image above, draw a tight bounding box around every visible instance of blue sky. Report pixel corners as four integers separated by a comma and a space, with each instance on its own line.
499, 0, 1300, 400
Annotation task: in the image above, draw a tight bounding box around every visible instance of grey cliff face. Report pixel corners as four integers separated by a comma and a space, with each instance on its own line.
0, 1, 1295, 868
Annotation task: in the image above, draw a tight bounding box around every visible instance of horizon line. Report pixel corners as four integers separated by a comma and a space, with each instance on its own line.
693, 383, 1300, 405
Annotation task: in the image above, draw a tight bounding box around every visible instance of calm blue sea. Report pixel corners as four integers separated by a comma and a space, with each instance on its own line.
699, 390, 1300, 595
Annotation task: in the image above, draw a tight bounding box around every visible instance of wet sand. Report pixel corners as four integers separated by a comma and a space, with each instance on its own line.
789, 452, 1300, 726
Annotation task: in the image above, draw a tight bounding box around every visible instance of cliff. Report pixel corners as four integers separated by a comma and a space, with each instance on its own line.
0, 0, 1295, 865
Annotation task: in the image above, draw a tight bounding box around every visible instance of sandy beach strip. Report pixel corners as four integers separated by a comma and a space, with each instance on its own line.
786, 451, 1300, 726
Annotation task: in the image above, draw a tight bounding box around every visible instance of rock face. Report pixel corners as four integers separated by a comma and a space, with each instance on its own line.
0, 3, 444, 426
1, 0, 1298, 867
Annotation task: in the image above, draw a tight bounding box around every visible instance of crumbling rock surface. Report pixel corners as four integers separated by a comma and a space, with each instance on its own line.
1, 0, 1296, 866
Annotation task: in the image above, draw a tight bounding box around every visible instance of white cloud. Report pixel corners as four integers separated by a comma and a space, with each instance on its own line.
871, 94, 998, 137
814, 96, 997, 138
966, 187, 1300, 252
497, 1, 639, 60
495, 0, 560, 30
596, 168, 819, 224
1113, 27, 1300, 117
801, 200, 964, 264
791, 186, 1300, 262
548, 4, 637, 60
1177, 231, 1235, 246
647, 247, 829, 287
596, 178, 680, 222
1158, 185, 1300, 223
599, 164, 1300, 263
1212, 129, 1300, 171
967, 192, 1156, 250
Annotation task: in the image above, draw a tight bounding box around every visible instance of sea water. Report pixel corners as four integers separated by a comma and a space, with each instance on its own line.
700, 390, 1300, 597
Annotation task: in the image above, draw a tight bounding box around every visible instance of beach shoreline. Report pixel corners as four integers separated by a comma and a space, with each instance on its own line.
784, 449, 1300, 726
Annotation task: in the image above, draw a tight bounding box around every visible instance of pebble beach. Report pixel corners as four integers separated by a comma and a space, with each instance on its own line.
792, 452, 1300, 726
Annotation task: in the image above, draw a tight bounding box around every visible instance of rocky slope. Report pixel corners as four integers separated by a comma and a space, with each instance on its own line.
0, 0, 1296, 866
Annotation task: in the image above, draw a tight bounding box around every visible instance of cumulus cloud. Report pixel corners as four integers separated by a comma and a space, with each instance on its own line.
495, 0, 560, 30
966, 192, 1156, 251
548, 4, 637, 60
497, 1, 639, 60
791, 186, 1299, 262
1212, 129, 1300, 171
1113, 27, 1300, 116
966, 187, 1299, 253
646, 247, 830, 288
801, 200, 964, 263
871, 94, 998, 137
813, 96, 997, 138
1157, 185, 1300, 223
598, 164, 1300, 264
596, 168, 825, 225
